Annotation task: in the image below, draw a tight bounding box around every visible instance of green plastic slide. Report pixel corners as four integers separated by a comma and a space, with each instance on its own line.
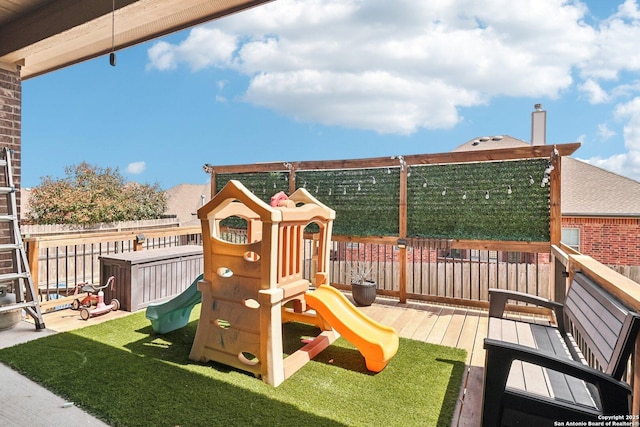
145, 274, 203, 334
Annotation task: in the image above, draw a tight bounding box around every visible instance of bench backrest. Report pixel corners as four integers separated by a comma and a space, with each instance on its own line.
563, 272, 640, 379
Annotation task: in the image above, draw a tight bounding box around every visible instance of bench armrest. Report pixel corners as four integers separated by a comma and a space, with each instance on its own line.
483, 338, 631, 416
488, 288, 564, 323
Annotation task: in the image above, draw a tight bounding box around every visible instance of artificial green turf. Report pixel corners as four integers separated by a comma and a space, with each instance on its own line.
0, 308, 466, 427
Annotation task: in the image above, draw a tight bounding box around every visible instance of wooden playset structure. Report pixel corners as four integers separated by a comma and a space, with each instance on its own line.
189, 180, 398, 386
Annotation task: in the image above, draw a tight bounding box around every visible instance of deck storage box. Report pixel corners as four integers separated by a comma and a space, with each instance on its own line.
100, 245, 203, 312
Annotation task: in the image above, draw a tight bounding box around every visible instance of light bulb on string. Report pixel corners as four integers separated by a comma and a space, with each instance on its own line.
371, 176, 376, 184
485, 191, 490, 200
462, 192, 467, 200
343, 187, 347, 195
329, 188, 332, 196
507, 185, 512, 195
358, 183, 361, 191
442, 188, 447, 196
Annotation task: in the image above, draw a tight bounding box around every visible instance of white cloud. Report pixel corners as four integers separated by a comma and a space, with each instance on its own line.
578, 79, 610, 104
147, 28, 237, 71
146, 0, 595, 134
579, 0, 640, 81
583, 96, 640, 180
598, 123, 616, 140
126, 161, 146, 175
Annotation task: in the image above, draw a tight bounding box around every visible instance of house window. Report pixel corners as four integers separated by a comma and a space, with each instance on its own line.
562, 228, 580, 251
470, 250, 498, 262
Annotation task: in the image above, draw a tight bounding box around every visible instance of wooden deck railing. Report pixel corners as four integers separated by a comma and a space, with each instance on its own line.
25, 225, 550, 308
321, 235, 551, 310
24, 226, 201, 299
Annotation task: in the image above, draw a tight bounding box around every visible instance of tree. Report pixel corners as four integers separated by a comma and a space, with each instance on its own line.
26, 162, 167, 225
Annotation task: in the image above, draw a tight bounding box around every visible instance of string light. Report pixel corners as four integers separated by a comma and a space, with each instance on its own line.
289, 157, 550, 205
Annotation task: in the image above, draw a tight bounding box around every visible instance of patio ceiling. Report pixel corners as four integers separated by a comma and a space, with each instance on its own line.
0, 0, 272, 79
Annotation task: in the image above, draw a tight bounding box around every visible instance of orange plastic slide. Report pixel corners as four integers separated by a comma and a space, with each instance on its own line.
305, 284, 399, 372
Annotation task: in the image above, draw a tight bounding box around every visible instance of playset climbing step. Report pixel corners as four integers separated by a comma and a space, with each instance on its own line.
0, 147, 45, 330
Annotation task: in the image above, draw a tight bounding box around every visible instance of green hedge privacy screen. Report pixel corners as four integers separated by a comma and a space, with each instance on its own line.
295, 168, 401, 236
407, 159, 550, 241
214, 158, 551, 241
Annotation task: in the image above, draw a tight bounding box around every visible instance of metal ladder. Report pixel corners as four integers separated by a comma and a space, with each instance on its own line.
0, 147, 45, 330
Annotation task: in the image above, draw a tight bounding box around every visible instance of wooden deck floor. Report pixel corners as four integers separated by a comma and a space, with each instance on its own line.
38, 297, 494, 426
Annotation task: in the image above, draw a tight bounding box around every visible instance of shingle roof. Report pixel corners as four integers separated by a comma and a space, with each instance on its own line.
164, 183, 210, 226
561, 157, 640, 217
451, 135, 531, 151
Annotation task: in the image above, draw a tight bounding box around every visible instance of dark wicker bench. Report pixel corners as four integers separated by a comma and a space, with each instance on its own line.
481, 272, 640, 426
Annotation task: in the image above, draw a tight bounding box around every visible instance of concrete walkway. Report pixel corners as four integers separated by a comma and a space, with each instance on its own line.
0, 319, 109, 426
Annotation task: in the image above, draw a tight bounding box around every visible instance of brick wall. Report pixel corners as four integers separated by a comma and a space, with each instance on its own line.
563, 216, 640, 266
0, 66, 21, 276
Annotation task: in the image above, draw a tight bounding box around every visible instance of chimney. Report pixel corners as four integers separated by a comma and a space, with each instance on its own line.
531, 103, 546, 145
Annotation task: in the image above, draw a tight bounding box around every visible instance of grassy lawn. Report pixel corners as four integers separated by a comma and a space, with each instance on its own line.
0, 307, 466, 427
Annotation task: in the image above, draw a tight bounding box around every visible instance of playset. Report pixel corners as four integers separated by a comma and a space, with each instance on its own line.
147, 180, 398, 386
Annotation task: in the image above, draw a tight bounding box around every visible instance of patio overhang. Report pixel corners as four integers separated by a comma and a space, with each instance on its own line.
0, 0, 273, 79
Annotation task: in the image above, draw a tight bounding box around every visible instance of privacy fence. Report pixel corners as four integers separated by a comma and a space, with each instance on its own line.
206, 143, 580, 305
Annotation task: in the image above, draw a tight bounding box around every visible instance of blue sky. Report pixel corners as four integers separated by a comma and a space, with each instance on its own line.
21, 0, 640, 190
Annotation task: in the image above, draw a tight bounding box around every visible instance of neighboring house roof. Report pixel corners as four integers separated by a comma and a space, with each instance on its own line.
451, 135, 531, 152
164, 183, 210, 226
562, 157, 640, 217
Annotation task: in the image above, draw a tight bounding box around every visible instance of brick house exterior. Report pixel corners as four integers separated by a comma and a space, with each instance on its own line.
0, 66, 21, 277
561, 157, 640, 267
562, 217, 640, 266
